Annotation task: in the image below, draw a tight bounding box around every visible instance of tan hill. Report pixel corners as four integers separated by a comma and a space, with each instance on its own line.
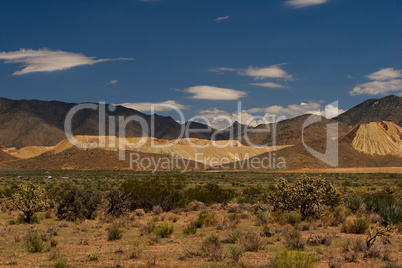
343, 121, 402, 156
6, 146, 54, 159
40, 135, 287, 166
8, 147, 206, 171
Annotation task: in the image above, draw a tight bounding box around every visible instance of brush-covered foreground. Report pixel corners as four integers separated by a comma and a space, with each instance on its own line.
0, 171, 401, 268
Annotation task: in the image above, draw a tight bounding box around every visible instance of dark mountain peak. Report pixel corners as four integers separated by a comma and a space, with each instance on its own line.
334, 95, 401, 127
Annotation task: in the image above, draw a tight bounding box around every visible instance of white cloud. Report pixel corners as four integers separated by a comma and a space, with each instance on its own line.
350, 79, 402, 96
185, 85, 247, 100
349, 67, 402, 96
250, 82, 285, 88
196, 101, 345, 129
214, 15, 230, 21
0, 48, 133, 75
211, 64, 293, 80
286, 0, 328, 8
107, 79, 119, 85
119, 100, 189, 112
366, 67, 402, 81
198, 108, 266, 129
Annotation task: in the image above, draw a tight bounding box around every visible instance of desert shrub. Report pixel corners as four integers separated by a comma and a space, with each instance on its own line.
238, 186, 267, 204
226, 244, 245, 263
87, 251, 101, 261
130, 241, 142, 259
323, 206, 348, 226
50, 238, 58, 247
183, 223, 197, 235
261, 225, 275, 237
269, 250, 315, 268
105, 190, 131, 217
53, 258, 68, 268
26, 231, 48, 253
267, 175, 342, 219
154, 223, 173, 238
255, 210, 269, 226
341, 218, 369, 234
344, 193, 364, 213
186, 183, 235, 205
56, 182, 102, 221
283, 211, 302, 226
222, 231, 241, 244
194, 213, 217, 228
140, 221, 156, 236
284, 228, 304, 250
306, 234, 331, 246
107, 225, 123, 241
201, 233, 223, 261
379, 204, 402, 225
10, 183, 48, 223
118, 174, 187, 211
241, 232, 264, 252
364, 193, 396, 213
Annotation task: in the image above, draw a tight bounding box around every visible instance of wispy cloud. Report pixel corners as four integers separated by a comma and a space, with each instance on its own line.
107, 79, 119, 85
250, 82, 286, 88
185, 85, 247, 100
349, 67, 402, 96
119, 100, 188, 112
0, 48, 133, 75
211, 64, 293, 80
286, 0, 328, 8
214, 15, 230, 21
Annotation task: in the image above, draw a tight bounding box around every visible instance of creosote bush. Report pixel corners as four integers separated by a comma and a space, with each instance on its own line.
56, 182, 102, 221
154, 223, 174, 238
107, 225, 123, 241
341, 218, 369, 234
201, 233, 223, 261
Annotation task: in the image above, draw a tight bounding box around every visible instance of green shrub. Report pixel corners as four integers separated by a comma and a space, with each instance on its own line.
118, 174, 187, 211
222, 231, 241, 244
154, 223, 173, 238
186, 183, 235, 205
283, 211, 302, 226
364, 193, 396, 213
226, 244, 245, 263
26, 231, 48, 253
53, 258, 68, 268
56, 182, 102, 221
284, 228, 304, 250
241, 232, 264, 252
107, 225, 123, 241
269, 250, 315, 268
10, 183, 48, 223
140, 221, 156, 236
201, 233, 223, 261
193, 213, 218, 228
183, 223, 197, 235
344, 193, 364, 213
255, 211, 269, 226
379, 204, 402, 225
341, 218, 369, 234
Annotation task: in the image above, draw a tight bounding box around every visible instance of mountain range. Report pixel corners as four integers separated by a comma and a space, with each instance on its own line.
0, 95, 401, 171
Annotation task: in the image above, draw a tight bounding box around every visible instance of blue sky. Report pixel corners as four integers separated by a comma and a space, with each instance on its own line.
0, 0, 401, 127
